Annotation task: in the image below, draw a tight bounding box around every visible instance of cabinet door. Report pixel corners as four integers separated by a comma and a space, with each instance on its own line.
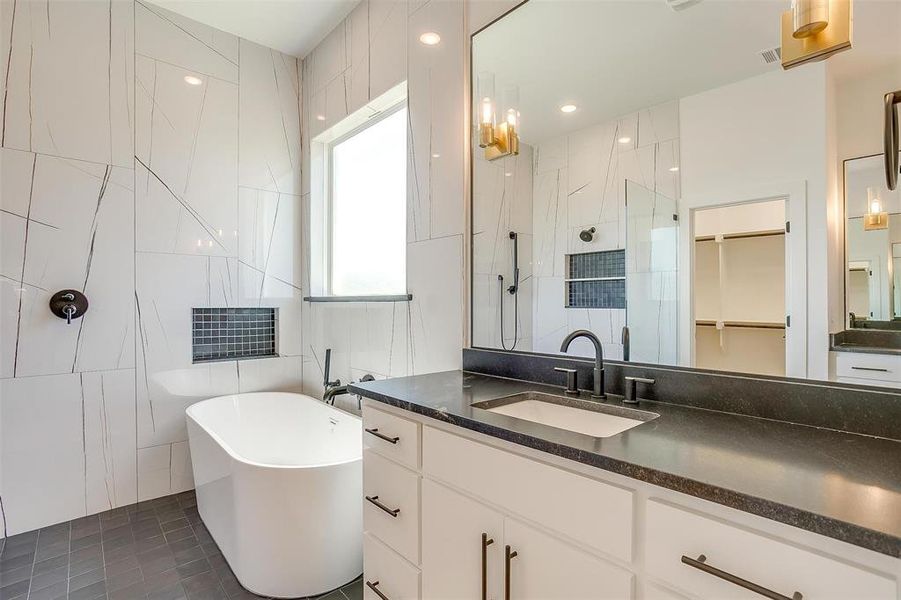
422, 479, 505, 600
504, 518, 633, 600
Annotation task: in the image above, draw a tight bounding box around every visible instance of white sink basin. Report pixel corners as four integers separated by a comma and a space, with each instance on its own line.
472, 392, 657, 438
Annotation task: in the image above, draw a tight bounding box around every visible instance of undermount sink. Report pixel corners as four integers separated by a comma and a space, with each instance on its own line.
472, 392, 658, 438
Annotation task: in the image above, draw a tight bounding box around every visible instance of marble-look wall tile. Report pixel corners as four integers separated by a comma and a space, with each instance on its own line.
237, 356, 304, 393
137, 445, 171, 502
170, 441, 194, 494
237, 262, 303, 357
407, 0, 465, 241
83, 369, 138, 514
134, 57, 238, 257
135, 1, 238, 83
345, 1, 371, 113
135, 252, 239, 448
1, 0, 134, 167
0, 374, 87, 535
369, 0, 408, 100
349, 302, 410, 378
408, 235, 463, 374
527, 103, 680, 362
239, 41, 301, 195
1, 150, 134, 378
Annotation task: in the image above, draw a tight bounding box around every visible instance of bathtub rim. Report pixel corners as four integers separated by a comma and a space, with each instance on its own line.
185, 391, 362, 470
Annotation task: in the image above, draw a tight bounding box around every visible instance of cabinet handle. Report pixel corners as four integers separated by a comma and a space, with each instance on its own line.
481, 533, 494, 600
365, 495, 400, 517
504, 545, 518, 600
365, 580, 390, 600
365, 427, 400, 444
681, 554, 802, 600
850, 366, 890, 372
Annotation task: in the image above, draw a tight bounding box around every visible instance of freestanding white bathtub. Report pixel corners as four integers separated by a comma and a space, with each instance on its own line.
186, 392, 362, 598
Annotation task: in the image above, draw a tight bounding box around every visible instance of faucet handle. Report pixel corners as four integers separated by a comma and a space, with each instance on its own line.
624, 376, 655, 404
553, 367, 579, 395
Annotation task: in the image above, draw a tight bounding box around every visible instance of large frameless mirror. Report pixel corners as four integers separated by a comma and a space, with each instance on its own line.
470, 0, 901, 381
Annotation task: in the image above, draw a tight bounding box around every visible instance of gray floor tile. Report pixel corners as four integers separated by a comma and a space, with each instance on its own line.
26, 579, 68, 600
2, 491, 359, 600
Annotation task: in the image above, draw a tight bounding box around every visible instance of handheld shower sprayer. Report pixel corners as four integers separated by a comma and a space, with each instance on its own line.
507, 231, 519, 295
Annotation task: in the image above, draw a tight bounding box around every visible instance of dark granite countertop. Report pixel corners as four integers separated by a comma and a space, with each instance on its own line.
350, 370, 901, 558
831, 343, 901, 355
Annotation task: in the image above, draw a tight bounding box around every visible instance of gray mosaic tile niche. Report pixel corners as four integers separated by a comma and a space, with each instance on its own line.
192, 308, 277, 363
566, 250, 626, 309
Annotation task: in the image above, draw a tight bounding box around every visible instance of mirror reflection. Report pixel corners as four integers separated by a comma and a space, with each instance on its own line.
844, 153, 901, 329
471, 0, 901, 381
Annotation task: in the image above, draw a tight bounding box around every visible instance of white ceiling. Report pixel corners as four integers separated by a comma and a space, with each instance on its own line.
473, 0, 901, 145
146, 0, 358, 57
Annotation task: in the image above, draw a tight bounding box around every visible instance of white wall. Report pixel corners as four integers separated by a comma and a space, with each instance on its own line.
680, 65, 832, 379
0, 0, 303, 534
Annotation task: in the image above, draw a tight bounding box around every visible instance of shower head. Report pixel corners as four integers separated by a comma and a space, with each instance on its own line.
579, 227, 596, 242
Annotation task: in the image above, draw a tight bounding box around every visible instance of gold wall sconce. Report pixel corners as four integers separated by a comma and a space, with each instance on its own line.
864, 186, 888, 231
781, 0, 852, 69
478, 73, 520, 161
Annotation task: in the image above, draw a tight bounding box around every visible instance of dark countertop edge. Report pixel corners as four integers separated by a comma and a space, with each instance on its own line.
349, 383, 901, 559
830, 343, 901, 356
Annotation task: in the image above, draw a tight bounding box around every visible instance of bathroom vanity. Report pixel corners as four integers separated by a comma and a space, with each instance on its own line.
352, 369, 901, 600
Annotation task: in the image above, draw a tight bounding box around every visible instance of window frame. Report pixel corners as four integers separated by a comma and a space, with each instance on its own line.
324, 100, 408, 298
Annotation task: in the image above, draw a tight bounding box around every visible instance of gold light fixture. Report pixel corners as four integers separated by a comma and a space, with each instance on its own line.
477, 73, 519, 161
864, 186, 888, 230
781, 0, 851, 69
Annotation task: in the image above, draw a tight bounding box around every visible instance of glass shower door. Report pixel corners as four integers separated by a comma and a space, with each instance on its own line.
625, 181, 679, 364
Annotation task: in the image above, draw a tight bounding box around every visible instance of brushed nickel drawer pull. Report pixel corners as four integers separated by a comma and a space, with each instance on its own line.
681, 554, 802, 600
850, 366, 890, 372
365, 495, 400, 517
365, 580, 390, 600
365, 427, 400, 444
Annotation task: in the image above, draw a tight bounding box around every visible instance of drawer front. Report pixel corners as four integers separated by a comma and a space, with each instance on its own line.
422, 426, 634, 562
364, 449, 420, 564
364, 533, 420, 600
645, 500, 897, 600
363, 404, 422, 470
834, 352, 901, 382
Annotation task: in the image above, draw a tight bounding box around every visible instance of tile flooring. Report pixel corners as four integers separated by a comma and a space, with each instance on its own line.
0, 492, 362, 600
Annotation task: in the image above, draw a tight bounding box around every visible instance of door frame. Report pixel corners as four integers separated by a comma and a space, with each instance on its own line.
678, 181, 808, 378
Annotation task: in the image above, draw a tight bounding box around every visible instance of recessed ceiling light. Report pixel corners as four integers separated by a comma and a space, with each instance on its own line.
419, 32, 441, 46
184, 75, 203, 86
505, 172, 513, 177
432, 153, 440, 158
316, 115, 326, 121
560, 104, 577, 113
669, 166, 680, 172
618, 136, 632, 144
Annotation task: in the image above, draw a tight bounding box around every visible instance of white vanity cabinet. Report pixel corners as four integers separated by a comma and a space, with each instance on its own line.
421, 480, 632, 600
362, 402, 900, 600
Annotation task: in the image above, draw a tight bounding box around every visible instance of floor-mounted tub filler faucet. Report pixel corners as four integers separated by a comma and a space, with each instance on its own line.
559, 330, 606, 399
322, 348, 374, 410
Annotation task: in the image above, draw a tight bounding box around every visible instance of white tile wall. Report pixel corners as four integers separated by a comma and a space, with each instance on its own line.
299, 0, 468, 404
0, 0, 303, 534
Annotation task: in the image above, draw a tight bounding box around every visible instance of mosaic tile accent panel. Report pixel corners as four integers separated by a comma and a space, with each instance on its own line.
568, 250, 625, 279
566, 250, 626, 309
567, 280, 626, 309
192, 308, 277, 363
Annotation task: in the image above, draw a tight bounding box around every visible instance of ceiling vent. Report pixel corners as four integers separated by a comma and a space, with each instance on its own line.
759, 46, 782, 65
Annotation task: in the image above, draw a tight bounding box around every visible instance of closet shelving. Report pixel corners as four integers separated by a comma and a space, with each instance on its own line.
693, 220, 786, 376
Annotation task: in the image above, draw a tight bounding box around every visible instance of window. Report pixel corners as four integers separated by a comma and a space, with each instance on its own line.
328, 104, 407, 296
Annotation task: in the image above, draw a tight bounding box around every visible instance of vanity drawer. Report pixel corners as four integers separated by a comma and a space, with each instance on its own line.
645, 500, 897, 600
834, 352, 901, 382
364, 533, 420, 600
422, 426, 634, 562
363, 404, 421, 470
364, 449, 420, 564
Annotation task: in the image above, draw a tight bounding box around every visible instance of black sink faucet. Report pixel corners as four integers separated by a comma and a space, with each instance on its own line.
559, 330, 605, 399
